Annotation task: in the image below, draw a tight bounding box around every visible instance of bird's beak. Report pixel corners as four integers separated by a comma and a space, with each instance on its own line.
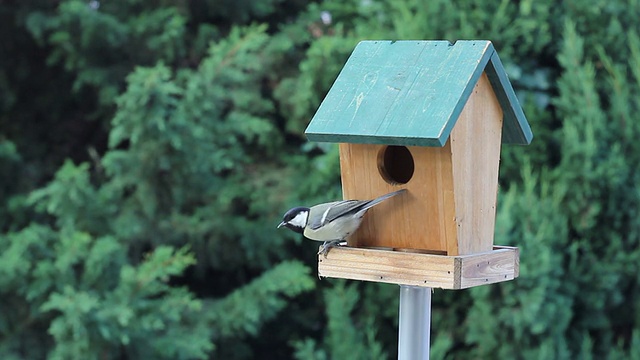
277, 221, 285, 229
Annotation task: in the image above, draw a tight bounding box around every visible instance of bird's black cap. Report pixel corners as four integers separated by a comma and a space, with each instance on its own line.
277, 206, 309, 233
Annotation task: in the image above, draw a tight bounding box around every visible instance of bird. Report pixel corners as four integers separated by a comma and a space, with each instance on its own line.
277, 189, 406, 257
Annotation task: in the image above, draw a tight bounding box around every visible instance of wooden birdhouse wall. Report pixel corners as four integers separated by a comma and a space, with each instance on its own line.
340, 72, 503, 255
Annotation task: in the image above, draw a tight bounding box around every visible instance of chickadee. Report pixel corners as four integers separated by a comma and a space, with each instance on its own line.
277, 189, 406, 256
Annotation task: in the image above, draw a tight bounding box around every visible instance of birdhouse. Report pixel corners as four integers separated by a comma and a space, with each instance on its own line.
305, 40, 532, 289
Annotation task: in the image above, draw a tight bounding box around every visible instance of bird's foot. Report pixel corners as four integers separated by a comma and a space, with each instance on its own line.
318, 240, 345, 258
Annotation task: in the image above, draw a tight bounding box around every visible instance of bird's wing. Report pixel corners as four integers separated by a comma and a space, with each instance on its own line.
307, 200, 368, 230
307, 190, 406, 231
353, 189, 406, 217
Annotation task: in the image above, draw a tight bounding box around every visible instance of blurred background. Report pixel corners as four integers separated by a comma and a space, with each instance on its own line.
1, 0, 640, 359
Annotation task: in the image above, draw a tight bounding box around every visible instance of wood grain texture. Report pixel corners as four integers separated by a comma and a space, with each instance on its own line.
317, 246, 519, 289
318, 247, 457, 288
339, 72, 502, 255
449, 72, 503, 255
305, 40, 493, 146
305, 40, 532, 146
457, 247, 518, 288
339, 143, 455, 252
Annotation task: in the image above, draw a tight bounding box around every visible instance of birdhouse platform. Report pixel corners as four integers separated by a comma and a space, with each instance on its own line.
318, 246, 519, 290
306, 40, 532, 289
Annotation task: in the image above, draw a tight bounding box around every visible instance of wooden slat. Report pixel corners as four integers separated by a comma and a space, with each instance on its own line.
338, 73, 504, 255
457, 248, 518, 288
339, 143, 455, 252
494, 245, 520, 278
376, 41, 493, 145
305, 40, 532, 147
318, 247, 457, 288
305, 40, 494, 146
318, 246, 519, 289
449, 72, 503, 255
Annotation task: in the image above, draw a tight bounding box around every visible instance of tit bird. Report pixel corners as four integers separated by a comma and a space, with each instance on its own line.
277, 189, 406, 256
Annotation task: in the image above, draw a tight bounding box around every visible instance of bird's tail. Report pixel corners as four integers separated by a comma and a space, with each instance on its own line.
358, 189, 406, 214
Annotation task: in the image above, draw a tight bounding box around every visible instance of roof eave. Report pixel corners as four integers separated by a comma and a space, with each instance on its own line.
434, 41, 496, 145
485, 51, 534, 145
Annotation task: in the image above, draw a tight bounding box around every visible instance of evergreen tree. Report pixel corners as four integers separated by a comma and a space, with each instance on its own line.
2, 0, 640, 358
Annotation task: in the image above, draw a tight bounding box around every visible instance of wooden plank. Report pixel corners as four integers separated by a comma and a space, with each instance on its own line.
376, 41, 493, 146
305, 40, 532, 148
317, 246, 519, 289
339, 72, 504, 255
318, 246, 457, 288
305, 40, 494, 147
495, 245, 520, 278
457, 248, 518, 288
449, 72, 503, 255
339, 143, 456, 252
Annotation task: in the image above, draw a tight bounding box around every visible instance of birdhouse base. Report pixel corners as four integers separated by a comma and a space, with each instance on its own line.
317, 246, 519, 289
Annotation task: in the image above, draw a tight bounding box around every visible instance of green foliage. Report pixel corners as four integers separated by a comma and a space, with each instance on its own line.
0, 138, 23, 231
275, 32, 357, 135
292, 281, 386, 360
0, 223, 210, 359
208, 260, 314, 339
2, 3, 315, 358
460, 16, 640, 360
4, 0, 640, 358
465, 166, 573, 358
26, 0, 188, 106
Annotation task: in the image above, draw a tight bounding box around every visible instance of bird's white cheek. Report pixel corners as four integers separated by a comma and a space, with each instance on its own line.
289, 211, 308, 228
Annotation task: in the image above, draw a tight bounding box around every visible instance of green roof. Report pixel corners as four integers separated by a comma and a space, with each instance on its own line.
305, 40, 533, 147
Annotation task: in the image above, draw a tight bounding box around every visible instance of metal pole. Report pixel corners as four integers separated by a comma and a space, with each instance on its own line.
398, 285, 431, 360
